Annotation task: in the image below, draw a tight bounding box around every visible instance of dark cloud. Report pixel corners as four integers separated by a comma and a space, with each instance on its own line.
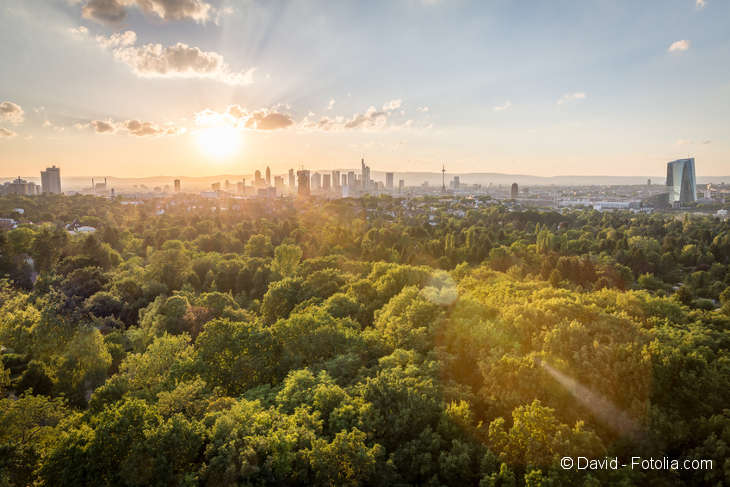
82, 0, 127, 23
91, 120, 116, 133
80, 0, 212, 24
0, 101, 24, 124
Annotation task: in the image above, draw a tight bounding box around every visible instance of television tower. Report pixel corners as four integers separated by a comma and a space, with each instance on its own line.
441, 164, 446, 193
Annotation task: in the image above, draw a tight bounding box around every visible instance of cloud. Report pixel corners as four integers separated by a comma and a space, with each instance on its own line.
0, 128, 17, 138
557, 92, 586, 105
493, 100, 512, 112
382, 99, 402, 111
668, 39, 690, 52
95, 30, 137, 48
327, 98, 336, 110
702, 139, 711, 144
82, 0, 127, 23
81, 0, 213, 24
0, 101, 25, 124
76, 118, 183, 136
696, 0, 706, 8
91, 120, 116, 133
195, 105, 294, 130
417, 106, 430, 112
88, 31, 255, 85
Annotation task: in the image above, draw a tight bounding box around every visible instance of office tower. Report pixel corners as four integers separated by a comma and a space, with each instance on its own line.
266, 166, 271, 186
40, 165, 61, 194
332, 170, 341, 188
647, 179, 651, 186
311, 172, 322, 190
386, 172, 394, 190
342, 174, 347, 187
297, 170, 311, 196
288, 169, 295, 189
451, 176, 460, 189
398, 179, 405, 193
255, 170, 263, 186
5, 178, 39, 195
236, 181, 244, 194
94, 178, 108, 194
510, 183, 519, 198
274, 175, 285, 193
322, 174, 331, 191
211, 182, 221, 191
347, 171, 356, 187
174, 179, 181, 193
361, 158, 370, 190
225, 179, 231, 190
666, 158, 697, 204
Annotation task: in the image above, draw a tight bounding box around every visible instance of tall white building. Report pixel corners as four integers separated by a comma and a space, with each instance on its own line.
41, 165, 61, 194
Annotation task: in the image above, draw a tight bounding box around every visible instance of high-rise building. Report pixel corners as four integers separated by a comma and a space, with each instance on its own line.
666, 158, 697, 204
311, 172, 322, 190
254, 170, 263, 187
322, 174, 331, 191
297, 170, 311, 196
211, 182, 221, 191
40, 165, 61, 194
332, 170, 341, 188
3, 178, 39, 195
451, 176, 460, 189
361, 158, 370, 190
274, 175, 285, 193
386, 172, 394, 190
288, 169, 295, 189
174, 179, 181, 193
347, 171, 356, 187
225, 179, 231, 190
236, 181, 244, 194
398, 179, 405, 193
341, 174, 347, 187
265, 166, 271, 186
510, 182, 519, 198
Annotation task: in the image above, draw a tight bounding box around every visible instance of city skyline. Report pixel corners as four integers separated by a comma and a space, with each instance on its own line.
1, 0, 729, 177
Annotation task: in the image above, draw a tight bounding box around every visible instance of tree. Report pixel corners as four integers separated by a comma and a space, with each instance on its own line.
272, 244, 303, 277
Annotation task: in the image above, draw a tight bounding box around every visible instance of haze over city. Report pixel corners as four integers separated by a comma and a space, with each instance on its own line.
2, 0, 729, 178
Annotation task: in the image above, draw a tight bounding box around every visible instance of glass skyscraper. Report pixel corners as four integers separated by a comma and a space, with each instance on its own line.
666, 158, 696, 204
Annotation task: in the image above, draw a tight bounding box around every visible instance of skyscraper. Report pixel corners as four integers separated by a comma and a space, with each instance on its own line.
297, 170, 310, 196
666, 158, 697, 204
40, 165, 61, 194
511, 182, 519, 198
361, 158, 370, 190
398, 179, 405, 193
288, 169, 295, 189
266, 166, 271, 186
322, 174, 331, 191
332, 170, 341, 188
311, 172, 322, 190
174, 179, 181, 193
386, 172, 394, 190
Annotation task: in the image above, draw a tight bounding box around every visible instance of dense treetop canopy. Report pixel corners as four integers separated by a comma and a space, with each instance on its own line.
0, 193, 729, 486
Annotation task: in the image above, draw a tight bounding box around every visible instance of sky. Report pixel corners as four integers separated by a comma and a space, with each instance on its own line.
0, 0, 729, 178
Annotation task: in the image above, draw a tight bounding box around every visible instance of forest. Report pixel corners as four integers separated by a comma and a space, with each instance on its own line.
0, 193, 729, 486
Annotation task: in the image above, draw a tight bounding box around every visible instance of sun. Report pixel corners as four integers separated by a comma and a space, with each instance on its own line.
195, 126, 241, 159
